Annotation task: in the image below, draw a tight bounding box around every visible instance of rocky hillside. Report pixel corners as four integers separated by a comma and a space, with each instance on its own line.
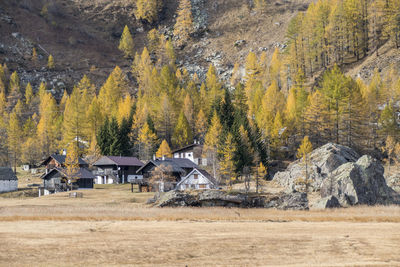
0, 0, 312, 95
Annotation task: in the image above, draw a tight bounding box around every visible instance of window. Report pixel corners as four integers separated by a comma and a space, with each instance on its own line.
199, 184, 206, 189
191, 184, 196, 189
194, 174, 198, 179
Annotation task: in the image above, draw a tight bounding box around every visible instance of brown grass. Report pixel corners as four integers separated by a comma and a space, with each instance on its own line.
0, 220, 399, 266
1, 185, 399, 266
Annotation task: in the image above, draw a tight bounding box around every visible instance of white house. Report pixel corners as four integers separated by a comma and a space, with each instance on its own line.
176, 168, 218, 190
0, 167, 18, 193
172, 143, 207, 166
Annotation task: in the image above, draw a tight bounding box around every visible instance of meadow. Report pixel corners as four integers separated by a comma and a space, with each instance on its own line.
0, 184, 399, 266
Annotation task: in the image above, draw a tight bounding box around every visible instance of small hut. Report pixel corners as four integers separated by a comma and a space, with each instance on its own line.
0, 167, 18, 193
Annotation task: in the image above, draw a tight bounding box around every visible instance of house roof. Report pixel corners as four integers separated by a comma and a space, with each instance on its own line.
137, 158, 198, 174
41, 154, 88, 166
177, 168, 218, 186
93, 156, 144, 167
0, 167, 18, 181
172, 144, 203, 154
41, 167, 95, 180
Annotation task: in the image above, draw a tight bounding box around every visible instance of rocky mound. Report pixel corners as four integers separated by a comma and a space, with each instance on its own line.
274, 143, 360, 191
152, 190, 308, 210
321, 155, 400, 206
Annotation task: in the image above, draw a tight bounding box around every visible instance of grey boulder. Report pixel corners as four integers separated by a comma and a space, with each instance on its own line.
312, 195, 341, 209
321, 155, 399, 206
274, 143, 360, 191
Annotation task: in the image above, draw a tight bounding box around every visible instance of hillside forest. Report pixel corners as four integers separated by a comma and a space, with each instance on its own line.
0, 0, 400, 183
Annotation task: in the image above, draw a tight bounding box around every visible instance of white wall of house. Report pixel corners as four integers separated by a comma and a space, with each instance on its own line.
95, 176, 114, 184
174, 152, 207, 166
177, 171, 214, 190
0, 180, 18, 193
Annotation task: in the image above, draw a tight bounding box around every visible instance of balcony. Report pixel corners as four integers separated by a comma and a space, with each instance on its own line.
92, 169, 118, 176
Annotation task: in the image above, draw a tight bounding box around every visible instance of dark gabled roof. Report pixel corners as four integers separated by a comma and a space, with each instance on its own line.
172, 143, 203, 154
93, 156, 144, 167
161, 158, 198, 168
0, 167, 18, 181
137, 158, 198, 174
41, 154, 88, 166
41, 167, 95, 180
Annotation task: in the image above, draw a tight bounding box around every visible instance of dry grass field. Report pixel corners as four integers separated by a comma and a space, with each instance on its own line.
1, 185, 400, 266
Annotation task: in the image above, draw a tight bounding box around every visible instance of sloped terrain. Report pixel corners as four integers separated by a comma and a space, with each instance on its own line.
0, 0, 312, 93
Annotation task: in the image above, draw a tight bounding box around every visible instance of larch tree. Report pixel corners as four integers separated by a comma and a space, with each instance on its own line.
183, 93, 194, 134
383, 135, 396, 172
119, 25, 135, 58
173, 0, 193, 47
320, 65, 350, 144
37, 92, 61, 157
379, 102, 399, 138
254, 162, 267, 194
117, 94, 134, 125
147, 28, 161, 55
157, 93, 174, 144
219, 133, 236, 187
136, 0, 159, 24
195, 109, 207, 143
77, 75, 96, 97
172, 110, 193, 148
206, 64, 223, 111
204, 111, 223, 180
62, 86, 87, 155
32, 47, 38, 67
138, 122, 157, 160
7, 110, 21, 173
156, 139, 172, 158
297, 135, 313, 192
7, 71, 21, 111
48, 54, 55, 69
64, 142, 80, 191
98, 66, 129, 116
25, 83, 34, 107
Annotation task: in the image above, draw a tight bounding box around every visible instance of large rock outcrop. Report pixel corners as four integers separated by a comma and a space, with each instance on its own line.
321, 155, 399, 206
153, 190, 308, 210
312, 195, 341, 209
274, 143, 360, 191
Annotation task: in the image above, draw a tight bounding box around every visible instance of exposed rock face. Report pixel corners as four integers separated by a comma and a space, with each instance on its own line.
274, 143, 360, 191
312, 195, 340, 209
153, 190, 308, 210
321, 155, 399, 206
385, 173, 400, 193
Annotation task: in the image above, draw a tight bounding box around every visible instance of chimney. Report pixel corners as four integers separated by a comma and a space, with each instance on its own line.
194, 139, 197, 144
62, 149, 67, 156
162, 155, 165, 161
153, 154, 156, 160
